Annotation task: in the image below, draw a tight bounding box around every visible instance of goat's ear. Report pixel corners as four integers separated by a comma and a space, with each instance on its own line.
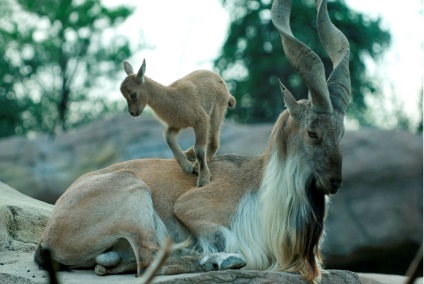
278, 79, 298, 115
136, 59, 146, 83
123, 61, 134, 75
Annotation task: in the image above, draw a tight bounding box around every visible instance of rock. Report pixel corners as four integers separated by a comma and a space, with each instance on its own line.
153, 270, 360, 284
0, 181, 53, 252
0, 249, 421, 284
0, 249, 361, 284
358, 273, 423, 284
323, 129, 422, 275
0, 114, 272, 203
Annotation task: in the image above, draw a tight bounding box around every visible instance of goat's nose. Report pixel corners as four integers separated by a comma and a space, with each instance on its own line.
130, 111, 134, 116
330, 178, 343, 193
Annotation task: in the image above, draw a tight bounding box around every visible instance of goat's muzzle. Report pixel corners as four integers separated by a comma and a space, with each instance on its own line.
129, 109, 142, 117
315, 176, 342, 195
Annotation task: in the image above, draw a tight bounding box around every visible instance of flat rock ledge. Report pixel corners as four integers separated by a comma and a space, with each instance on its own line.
0, 253, 421, 284
0, 251, 359, 284
0, 182, 53, 253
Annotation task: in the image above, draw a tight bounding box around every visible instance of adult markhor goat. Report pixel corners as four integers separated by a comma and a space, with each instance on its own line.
34, 0, 351, 282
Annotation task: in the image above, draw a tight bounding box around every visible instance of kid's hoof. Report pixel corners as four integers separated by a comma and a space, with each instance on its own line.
196, 177, 211, 187
191, 161, 199, 175
180, 162, 194, 175
184, 148, 196, 161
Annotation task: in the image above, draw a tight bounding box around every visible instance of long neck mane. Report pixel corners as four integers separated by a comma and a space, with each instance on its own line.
224, 114, 327, 281
259, 114, 326, 281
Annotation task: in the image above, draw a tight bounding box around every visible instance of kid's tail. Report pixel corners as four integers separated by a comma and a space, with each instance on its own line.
228, 95, 236, 109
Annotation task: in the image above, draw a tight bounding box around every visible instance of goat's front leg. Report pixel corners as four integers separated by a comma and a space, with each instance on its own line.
165, 127, 193, 174
159, 253, 246, 275
193, 125, 211, 187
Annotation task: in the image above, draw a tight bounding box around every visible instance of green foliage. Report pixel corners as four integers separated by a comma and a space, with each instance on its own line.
0, 0, 134, 137
215, 0, 391, 124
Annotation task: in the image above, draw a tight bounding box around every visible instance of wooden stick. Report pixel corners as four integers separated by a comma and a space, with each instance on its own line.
404, 243, 423, 284
139, 238, 173, 284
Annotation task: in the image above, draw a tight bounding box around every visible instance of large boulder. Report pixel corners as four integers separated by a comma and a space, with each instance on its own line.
0, 181, 53, 252
324, 129, 422, 275
0, 114, 269, 203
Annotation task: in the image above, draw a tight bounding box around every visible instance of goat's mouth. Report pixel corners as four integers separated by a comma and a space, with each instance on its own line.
129, 110, 142, 117
313, 176, 340, 195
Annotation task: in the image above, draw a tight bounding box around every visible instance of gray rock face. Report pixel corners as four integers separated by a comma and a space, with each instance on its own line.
0, 182, 53, 253
0, 114, 272, 203
323, 130, 422, 275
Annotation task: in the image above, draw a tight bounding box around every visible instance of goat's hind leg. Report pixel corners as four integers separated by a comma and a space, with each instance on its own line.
94, 231, 159, 277
95, 173, 161, 276
94, 227, 159, 277
95, 252, 137, 276
207, 109, 224, 161
193, 122, 211, 187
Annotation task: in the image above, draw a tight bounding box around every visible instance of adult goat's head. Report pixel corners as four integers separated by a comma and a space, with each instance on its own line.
272, 0, 351, 195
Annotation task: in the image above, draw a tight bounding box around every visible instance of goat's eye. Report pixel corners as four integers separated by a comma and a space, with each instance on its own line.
308, 131, 318, 139
130, 93, 137, 99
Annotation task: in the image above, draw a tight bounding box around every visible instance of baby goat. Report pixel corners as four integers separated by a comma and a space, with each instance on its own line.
120, 59, 236, 187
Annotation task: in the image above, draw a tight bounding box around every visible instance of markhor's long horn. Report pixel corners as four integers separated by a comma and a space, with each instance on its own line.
316, 0, 351, 113
271, 0, 333, 114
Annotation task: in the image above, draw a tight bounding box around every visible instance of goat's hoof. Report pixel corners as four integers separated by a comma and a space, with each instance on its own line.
199, 253, 246, 271
181, 163, 194, 175
201, 261, 215, 271
96, 251, 121, 267
191, 162, 199, 175
196, 177, 211, 187
184, 148, 196, 161
95, 264, 107, 276
220, 256, 246, 270
182, 168, 194, 175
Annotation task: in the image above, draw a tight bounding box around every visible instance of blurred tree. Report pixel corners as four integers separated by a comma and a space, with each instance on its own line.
417, 89, 423, 133
0, 0, 134, 137
0, 0, 27, 137
215, 0, 391, 124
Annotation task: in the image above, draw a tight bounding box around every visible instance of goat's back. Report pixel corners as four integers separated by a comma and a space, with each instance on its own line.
168, 70, 231, 108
